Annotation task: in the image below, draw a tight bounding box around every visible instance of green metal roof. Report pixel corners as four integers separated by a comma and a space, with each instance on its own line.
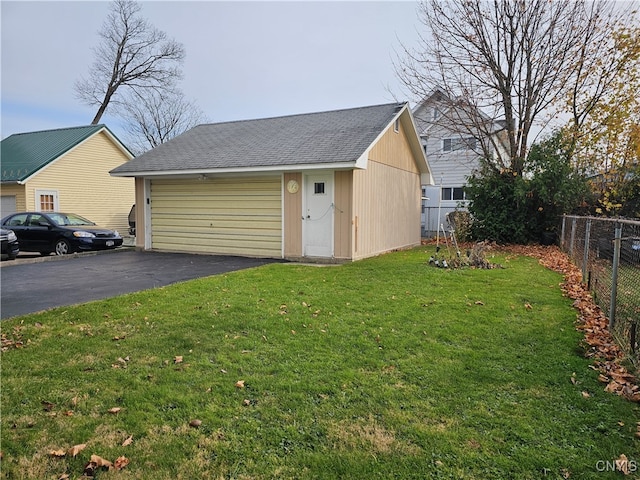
1, 125, 126, 182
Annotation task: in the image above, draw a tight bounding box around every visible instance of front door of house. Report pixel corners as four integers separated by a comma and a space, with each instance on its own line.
303, 172, 333, 257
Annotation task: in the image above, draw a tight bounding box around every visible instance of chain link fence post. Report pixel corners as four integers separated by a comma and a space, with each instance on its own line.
582, 218, 591, 281
569, 217, 577, 258
609, 222, 622, 329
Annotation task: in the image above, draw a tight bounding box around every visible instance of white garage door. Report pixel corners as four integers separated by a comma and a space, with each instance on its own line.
150, 176, 282, 257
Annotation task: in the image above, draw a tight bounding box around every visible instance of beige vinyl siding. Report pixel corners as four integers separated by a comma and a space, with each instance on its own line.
368, 120, 420, 174
24, 131, 134, 233
150, 176, 282, 257
134, 177, 146, 248
351, 122, 422, 260
283, 172, 302, 257
0, 184, 27, 213
333, 170, 353, 260
352, 162, 421, 260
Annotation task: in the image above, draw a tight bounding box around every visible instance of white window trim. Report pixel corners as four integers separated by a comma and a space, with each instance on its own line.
34, 189, 59, 212
442, 137, 477, 153
441, 186, 468, 202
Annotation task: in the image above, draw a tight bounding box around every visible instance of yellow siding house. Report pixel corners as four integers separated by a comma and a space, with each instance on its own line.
1, 125, 134, 233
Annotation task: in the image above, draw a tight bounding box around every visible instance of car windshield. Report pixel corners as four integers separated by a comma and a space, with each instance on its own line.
49, 213, 96, 226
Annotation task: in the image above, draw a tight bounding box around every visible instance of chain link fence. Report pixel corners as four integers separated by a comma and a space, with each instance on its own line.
560, 215, 640, 369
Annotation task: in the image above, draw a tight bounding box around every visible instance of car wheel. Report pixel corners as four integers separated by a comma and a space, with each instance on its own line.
54, 239, 72, 255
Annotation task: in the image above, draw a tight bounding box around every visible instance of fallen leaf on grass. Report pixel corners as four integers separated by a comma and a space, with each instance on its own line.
615, 454, 630, 475
121, 435, 133, 447
57, 474, 69, 480
91, 454, 113, 468
189, 419, 202, 428
84, 455, 113, 475
174, 356, 183, 364
67, 443, 87, 457
118, 356, 129, 364
114, 456, 129, 470
49, 449, 66, 457
235, 380, 245, 389
474, 301, 484, 306
42, 401, 55, 412
524, 303, 533, 310
581, 391, 591, 398
108, 407, 122, 414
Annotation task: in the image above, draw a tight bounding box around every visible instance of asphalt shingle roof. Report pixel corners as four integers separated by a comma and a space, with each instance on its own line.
111, 102, 406, 175
1, 125, 114, 182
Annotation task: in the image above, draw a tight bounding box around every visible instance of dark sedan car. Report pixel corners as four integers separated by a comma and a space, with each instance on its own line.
1, 212, 123, 256
1, 228, 20, 260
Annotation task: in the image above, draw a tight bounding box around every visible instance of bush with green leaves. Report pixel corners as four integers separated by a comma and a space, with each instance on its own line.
466, 131, 591, 244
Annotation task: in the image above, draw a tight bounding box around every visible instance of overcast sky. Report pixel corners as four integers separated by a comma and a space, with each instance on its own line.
1, 1, 423, 141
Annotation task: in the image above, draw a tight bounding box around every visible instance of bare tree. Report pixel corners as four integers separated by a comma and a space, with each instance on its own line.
119, 89, 207, 155
396, 0, 637, 175
75, 0, 185, 125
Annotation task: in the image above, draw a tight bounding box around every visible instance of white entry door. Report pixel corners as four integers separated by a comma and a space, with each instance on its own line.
303, 173, 334, 257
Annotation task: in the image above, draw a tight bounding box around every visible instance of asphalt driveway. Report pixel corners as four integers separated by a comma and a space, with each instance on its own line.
1, 249, 283, 319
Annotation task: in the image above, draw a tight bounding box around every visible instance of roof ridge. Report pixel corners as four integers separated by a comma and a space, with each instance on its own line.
7, 124, 105, 137
198, 102, 407, 128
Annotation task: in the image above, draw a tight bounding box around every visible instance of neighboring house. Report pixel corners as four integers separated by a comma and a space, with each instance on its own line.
412, 88, 504, 237
1, 125, 135, 233
110, 102, 433, 262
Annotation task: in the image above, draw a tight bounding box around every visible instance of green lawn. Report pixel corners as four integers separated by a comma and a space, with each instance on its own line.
1, 247, 638, 479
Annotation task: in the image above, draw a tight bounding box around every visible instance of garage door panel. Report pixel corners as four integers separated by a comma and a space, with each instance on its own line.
151, 200, 281, 212
151, 177, 282, 257
156, 181, 280, 193
153, 236, 281, 256
153, 218, 281, 231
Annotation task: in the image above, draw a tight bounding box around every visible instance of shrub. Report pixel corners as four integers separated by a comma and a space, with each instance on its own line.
466, 131, 591, 244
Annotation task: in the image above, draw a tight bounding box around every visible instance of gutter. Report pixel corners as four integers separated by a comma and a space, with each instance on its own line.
109, 161, 361, 178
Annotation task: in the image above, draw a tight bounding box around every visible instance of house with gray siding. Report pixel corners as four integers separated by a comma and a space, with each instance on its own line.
413, 88, 505, 237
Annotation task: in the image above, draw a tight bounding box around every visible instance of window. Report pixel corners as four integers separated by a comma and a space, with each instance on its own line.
432, 107, 440, 121
35, 189, 59, 212
7, 213, 28, 227
393, 119, 399, 133
314, 182, 325, 195
442, 137, 477, 152
40, 194, 55, 211
28, 213, 47, 227
441, 187, 466, 201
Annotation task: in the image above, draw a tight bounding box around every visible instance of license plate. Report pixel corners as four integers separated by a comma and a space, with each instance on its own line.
106, 240, 114, 247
